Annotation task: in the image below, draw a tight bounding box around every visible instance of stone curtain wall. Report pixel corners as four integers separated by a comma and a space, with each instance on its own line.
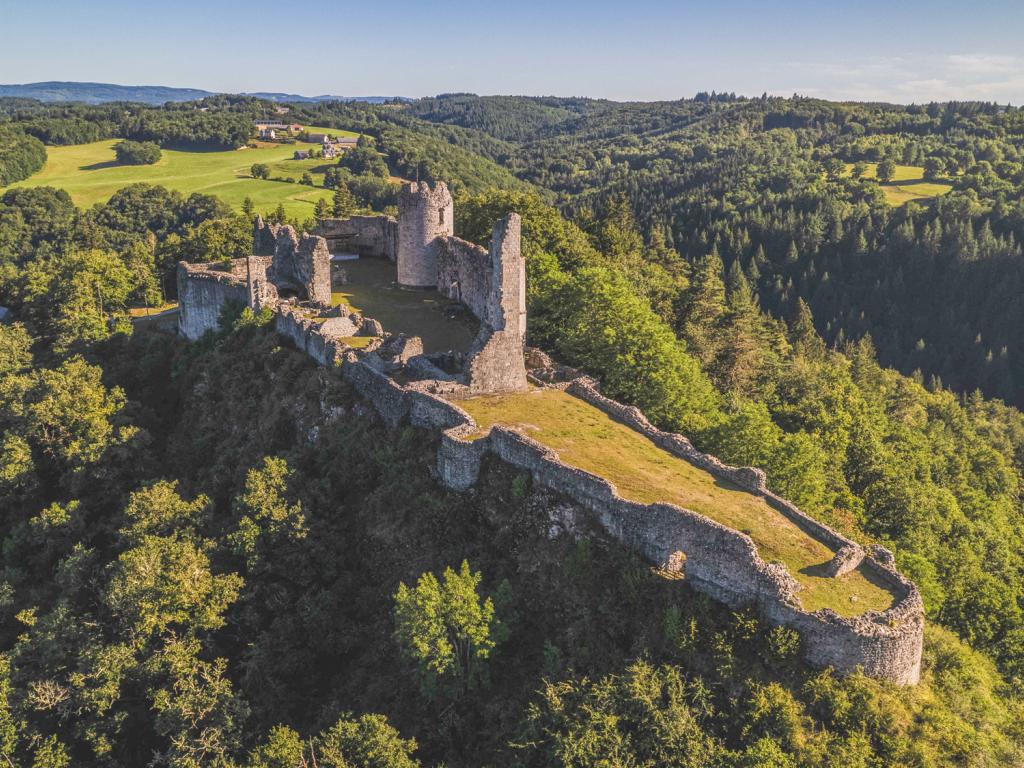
564, 379, 869, 574
319, 356, 923, 683
176, 261, 251, 340
179, 198, 922, 683
177, 265, 924, 683
317, 215, 398, 261
432, 395, 923, 684
437, 236, 491, 320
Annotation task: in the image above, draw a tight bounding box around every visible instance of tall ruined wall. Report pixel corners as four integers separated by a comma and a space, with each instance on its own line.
269, 226, 332, 305
176, 262, 250, 340
397, 181, 454, 287
465, 214, 528, 394
437, 236, 491, 321
253, 216, 281, 256
317, 215, 398, 260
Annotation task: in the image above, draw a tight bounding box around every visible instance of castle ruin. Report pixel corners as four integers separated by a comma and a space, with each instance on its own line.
175, 181, 924, 685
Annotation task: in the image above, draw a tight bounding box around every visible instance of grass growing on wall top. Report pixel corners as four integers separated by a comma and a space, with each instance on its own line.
458, 387, 897, 617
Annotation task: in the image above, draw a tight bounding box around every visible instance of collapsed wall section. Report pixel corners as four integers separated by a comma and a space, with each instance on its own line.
253, 216, 281, 256
269, 226, 332, 305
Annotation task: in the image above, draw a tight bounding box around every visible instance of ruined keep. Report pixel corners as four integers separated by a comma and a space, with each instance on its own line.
397, 181, 454, 287
174, 180, 924, 686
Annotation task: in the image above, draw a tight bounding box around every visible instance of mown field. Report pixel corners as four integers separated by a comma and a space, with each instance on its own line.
845, 162, 954, 206
3, 126, 360, 219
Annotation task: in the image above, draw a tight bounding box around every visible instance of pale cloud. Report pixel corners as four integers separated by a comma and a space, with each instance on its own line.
946, 53, 1019, 74
776, 53, 1023, 104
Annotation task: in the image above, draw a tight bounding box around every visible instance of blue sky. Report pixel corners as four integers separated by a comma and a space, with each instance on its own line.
2, 0, 1022, 103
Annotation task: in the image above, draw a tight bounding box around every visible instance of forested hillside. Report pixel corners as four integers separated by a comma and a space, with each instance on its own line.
400, 94, 1024, 405
1, 93, 1024, 765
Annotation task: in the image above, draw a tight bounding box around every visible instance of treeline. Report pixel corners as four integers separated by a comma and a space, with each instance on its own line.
0, 124, 46, 185
4, 99, 255, 149
413, 94, 1024, 402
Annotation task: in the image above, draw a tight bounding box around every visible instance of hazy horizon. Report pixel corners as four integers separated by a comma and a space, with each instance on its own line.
2, 0, 1022, 105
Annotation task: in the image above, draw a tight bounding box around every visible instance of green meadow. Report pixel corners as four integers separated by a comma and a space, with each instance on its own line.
845, 162, 953, 206
3, 126, 361, 219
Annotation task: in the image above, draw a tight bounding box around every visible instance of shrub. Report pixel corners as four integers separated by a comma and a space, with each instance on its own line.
113, 139, 162, 165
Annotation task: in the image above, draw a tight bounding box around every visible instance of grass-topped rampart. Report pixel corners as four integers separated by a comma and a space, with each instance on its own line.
458, 387, 897, 617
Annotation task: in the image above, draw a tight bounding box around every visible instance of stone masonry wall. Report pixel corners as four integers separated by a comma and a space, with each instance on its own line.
178, 199, 922, 685
437, 236, 491, 321
397, 181, 454, 287
465, 214, 528, 394
318, 357, 922, 684
317, 215, 398, 261
180, 279, 924, 684
253, 216, 281, 256
269, 226, 332, 305
564, 378, 867, 574
433, 402, 923, 685
176, 261, 250, 340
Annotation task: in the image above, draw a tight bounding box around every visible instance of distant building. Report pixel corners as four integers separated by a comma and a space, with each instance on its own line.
274, 105, 291, 114
294, 150, 311, 160
321, 143, 338, 159
307, 132, 330, 144
259, 128, 277, 140
255, 120, 303, 132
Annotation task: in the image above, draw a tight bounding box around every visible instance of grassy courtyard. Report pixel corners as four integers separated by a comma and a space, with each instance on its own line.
3, 126, 360, 219
331, 257, 478, 354
457, 388, 897, 617
845, 162, 953, 206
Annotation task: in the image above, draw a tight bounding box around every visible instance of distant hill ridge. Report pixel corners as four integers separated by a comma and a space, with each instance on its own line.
0, 81, 406, 106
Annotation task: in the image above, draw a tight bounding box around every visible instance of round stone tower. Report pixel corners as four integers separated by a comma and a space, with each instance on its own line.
397, 181, 454, 288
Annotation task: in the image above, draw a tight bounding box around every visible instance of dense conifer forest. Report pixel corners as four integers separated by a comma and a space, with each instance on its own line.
0, 92, 1023, 765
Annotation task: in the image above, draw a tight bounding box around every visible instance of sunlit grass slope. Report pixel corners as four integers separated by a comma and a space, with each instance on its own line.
845, 163, 953, 206
458, 388, 896, 616
4, 126, 360, 219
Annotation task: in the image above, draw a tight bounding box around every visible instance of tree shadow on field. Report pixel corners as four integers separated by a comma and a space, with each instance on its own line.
80, 160, 121, 171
